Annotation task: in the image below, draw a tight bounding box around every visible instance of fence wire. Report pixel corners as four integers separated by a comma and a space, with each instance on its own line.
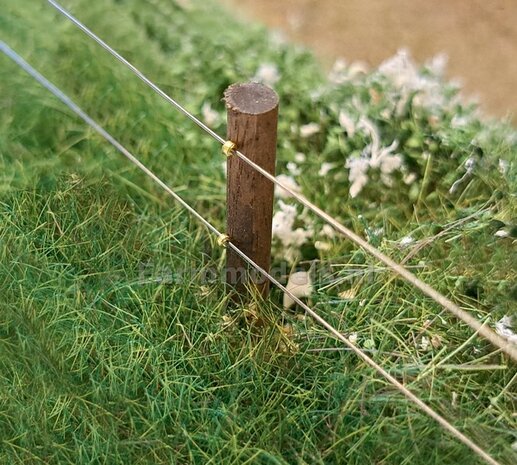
46, 0, 517, 361
0, 40, 504, 465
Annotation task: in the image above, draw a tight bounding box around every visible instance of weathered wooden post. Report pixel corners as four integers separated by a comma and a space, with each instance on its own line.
223, 82, 279, 297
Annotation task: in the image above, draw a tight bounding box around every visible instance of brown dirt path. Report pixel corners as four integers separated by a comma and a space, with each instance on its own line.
221, 0, 517, 121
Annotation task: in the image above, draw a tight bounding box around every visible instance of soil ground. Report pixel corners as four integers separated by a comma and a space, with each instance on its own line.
221, 0, 517, 121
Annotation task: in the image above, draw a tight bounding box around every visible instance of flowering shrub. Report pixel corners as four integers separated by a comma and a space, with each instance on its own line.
262, 50, 516, 263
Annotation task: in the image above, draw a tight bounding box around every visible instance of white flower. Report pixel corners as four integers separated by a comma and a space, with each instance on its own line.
272, 201, 297, 238
294, 152, 306, 163
372, 139, 401, 172
346, 156, 369, 198
272, 201, 313, 255
506, 132, 517, 145
348, 332, 358, 344
425, 53, 448, 77
314, 241, 331, 251
399, 235, 414, 248
318, 162, 334, 177
328, 58, 348, 85
309, 87, 325, 102
283, 271, 313, 310
495, 316, 517, 344
379, 49, 446, 109
380, 108, 392, 120
464, 157, 476, 173
380, 173, 394, 187
498, 159, 509, 175
495, 229, 509, 238
419, 336, 430, 351
321, 224, 336, 238
348, 61, 369, 78
275, 174, 302, 199
253, 63, 280, 87
344, 122, 403, 198
201, 102, 219, 127
404, 172, 417, 185
379, 49, 419, 88
338, 110, 356, 136
286, 162, 301, 176
358, 117, 381, 159
451, 115, 470, 129
449, 157, 476, 194
380, 153, 402, 174
328, 58, 368, 84
300, 122, 321, 138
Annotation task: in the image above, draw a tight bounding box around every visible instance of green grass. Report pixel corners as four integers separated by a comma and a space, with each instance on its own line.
1, 0, 516, 464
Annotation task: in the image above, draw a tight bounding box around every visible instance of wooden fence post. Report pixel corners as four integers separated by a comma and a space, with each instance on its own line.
224, 82, 279, 298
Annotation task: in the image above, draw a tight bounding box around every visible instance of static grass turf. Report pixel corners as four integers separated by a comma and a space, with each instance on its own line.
1, 0, 517, 464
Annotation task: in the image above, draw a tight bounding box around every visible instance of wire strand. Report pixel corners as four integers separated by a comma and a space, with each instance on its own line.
47, 0, 225, 146
233, 151, 517, 361
46, 0, 517, 361
0, 41, 502, 465
0, 41, 219, 239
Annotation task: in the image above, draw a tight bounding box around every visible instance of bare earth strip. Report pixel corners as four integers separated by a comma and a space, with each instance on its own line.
221, 0, 517, 121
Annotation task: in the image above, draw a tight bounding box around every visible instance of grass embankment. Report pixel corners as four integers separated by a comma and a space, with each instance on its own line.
1, 0, 516, 464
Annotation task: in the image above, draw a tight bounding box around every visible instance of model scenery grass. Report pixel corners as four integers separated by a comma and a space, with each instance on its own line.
1, 0, 516, 463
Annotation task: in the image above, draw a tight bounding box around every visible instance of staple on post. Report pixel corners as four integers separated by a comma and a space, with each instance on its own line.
224, 82, 279, 298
